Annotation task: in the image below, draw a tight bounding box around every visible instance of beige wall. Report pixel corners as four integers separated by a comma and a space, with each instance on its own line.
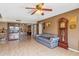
38, 8, 79, 50
0, 22, 8, 29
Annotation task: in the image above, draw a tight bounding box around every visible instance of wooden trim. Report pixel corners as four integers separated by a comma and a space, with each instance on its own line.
68, 48, 79, 53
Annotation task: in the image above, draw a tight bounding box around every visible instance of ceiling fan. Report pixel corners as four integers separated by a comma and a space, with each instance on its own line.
25, 3, 52, 15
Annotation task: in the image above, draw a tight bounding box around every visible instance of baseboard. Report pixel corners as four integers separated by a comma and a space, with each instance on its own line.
68, 48, 79, 53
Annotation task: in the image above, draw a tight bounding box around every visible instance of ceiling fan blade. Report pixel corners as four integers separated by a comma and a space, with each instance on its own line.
25, 7, 36, 9
42, 8, 52, 11
31, 10, 37, 15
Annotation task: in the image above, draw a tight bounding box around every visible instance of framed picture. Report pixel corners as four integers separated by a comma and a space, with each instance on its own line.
70, 23, 76, 29
69, 16, 77, 29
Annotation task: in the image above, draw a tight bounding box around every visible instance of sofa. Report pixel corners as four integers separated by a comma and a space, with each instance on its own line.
36, 33, 59, 48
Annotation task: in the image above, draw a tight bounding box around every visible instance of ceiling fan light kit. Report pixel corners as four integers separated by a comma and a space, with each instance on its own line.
25, 3, 52, 15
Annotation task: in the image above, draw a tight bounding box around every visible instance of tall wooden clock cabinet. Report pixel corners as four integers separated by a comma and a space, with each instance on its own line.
58, 18, 68, 49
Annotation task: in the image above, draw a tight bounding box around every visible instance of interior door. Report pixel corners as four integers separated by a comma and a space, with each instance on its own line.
58, 18, 68, 49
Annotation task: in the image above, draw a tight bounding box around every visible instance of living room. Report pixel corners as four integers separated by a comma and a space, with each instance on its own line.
0, 3, 79, 56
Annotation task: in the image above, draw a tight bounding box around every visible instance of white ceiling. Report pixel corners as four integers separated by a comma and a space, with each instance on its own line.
0, 3, 79, 23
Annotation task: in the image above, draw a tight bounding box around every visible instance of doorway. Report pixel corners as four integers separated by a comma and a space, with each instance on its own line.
27, 25, 31, 36
58, 18, 68, 49
31, 24, 37, 37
